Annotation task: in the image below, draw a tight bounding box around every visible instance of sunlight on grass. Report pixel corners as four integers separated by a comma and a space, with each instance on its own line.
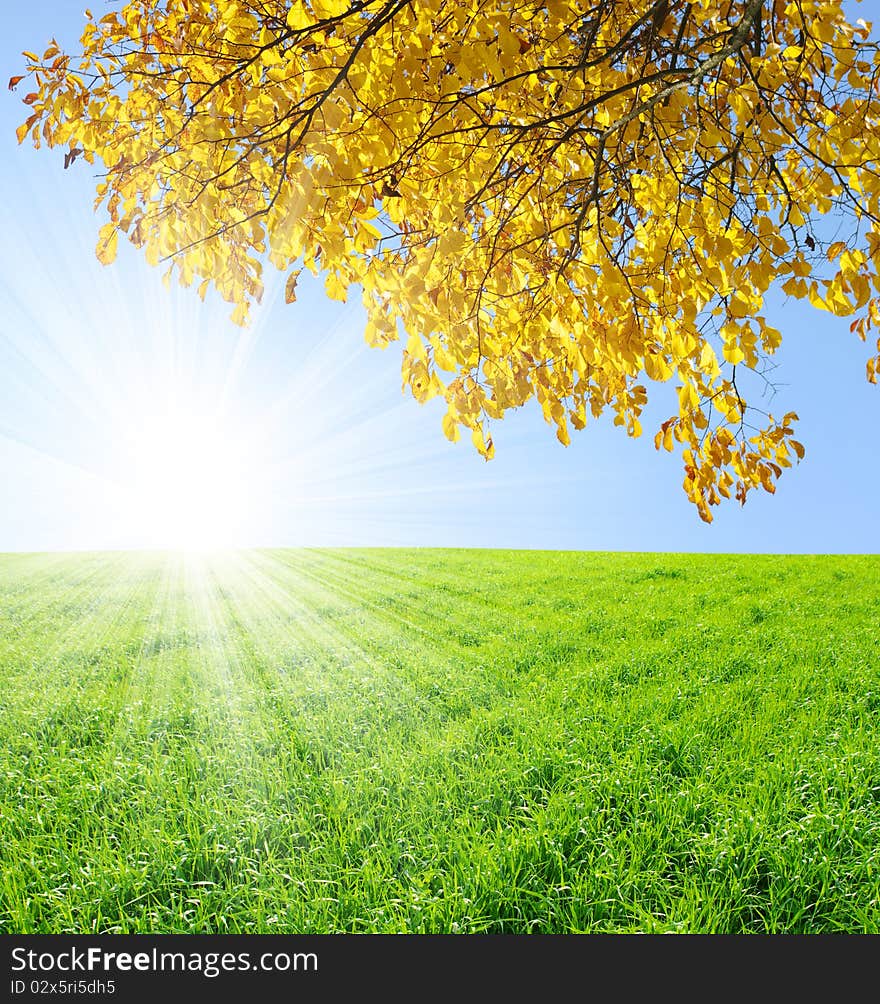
0, 550, 878, 933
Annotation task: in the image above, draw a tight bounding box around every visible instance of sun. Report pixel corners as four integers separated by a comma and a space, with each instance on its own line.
119, 404, 253, 551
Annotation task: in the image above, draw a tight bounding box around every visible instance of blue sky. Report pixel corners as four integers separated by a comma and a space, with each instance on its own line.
1, 1, 877, 553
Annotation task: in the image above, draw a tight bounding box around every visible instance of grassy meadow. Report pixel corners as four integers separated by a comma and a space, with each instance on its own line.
0, 548, 878, 933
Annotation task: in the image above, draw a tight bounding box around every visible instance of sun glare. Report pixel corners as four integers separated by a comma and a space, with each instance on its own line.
120, 406, 253, 551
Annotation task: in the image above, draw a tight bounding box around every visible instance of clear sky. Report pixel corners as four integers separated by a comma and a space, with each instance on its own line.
1, 1, 878, 554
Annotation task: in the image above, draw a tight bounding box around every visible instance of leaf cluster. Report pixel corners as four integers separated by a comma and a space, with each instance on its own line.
15, 0, 880, 518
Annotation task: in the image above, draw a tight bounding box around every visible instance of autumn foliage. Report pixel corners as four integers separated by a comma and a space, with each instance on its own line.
14, 0, 880, 520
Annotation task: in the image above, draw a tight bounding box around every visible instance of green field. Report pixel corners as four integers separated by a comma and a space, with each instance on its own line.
1, 549, 878, 933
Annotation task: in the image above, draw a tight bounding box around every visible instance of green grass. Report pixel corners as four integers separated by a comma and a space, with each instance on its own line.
0, 548, 878, 933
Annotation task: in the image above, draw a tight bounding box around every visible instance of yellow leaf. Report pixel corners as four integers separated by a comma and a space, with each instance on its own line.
442, 413, 460, 442
471, 424, 494, 460
699, 342, 719, 376
325, 271, 347, 302
286, 3, 313, 29
722, 341, 744, 365
312, 0, 348, 17
405, 332, 426, 361
95, 225, 118, 265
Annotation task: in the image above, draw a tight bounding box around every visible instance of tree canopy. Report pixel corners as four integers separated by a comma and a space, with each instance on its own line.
13, 0, 880, 520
